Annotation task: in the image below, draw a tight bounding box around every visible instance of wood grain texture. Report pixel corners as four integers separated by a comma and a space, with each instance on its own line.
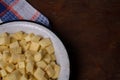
27, 0, 120, 80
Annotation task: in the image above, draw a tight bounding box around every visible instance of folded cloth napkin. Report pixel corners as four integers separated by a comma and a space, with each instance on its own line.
0, 0, 49, 27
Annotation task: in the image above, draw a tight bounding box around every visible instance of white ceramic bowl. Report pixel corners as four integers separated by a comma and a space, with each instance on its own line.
0, 21, 70, 80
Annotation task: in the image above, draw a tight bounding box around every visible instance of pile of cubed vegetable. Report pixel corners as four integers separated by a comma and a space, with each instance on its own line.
0, 32, 60, 80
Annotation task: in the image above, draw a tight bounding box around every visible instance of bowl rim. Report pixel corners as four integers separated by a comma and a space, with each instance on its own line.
0, 20, 70, 80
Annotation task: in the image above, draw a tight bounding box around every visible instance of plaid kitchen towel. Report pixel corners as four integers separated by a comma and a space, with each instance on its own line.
0, 0, 49, 27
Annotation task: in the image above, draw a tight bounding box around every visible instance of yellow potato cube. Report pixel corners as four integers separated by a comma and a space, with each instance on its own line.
9, 53, 23, 63
5, 64, 15, 73
0, 36, 10, 45
26, 61, 34, 74
18, 62, 25, 68
29, 42, 40, 51
5, 70, 22, 80
45, 65, 55, 78
0, 61, 7, 69
39, 38, 52, 48
31, 35, 41, 42
34, 68, 45, 80
19, 40, 29, 51
9, 53, 18, 63
11, 31, 24, 40
36, 61, 47, 69
9, 54, 25, 64
25, 51, 34, 62
12, 70, 22, 79
43, 54, 51, 64
45, 45, 54, 54
52, 64, 60, 79
9, 41, 19, 48
0, 69, 7, 77
34, 52, 42, 62
10, 47, 22, 54
31, 35, 42, 42
24, 33, 34, 42
3, 50, 11, 62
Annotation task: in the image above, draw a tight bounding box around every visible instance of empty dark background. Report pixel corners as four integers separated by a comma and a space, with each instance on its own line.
27, 0, 120, 80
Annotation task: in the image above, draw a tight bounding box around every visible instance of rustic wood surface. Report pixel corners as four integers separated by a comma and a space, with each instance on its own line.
27, 0, 120, 80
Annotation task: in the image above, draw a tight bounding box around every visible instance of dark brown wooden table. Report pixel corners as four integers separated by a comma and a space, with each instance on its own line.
27, 0, 120, 80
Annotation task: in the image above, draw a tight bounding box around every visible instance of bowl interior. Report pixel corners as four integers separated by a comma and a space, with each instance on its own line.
0, 21, 70, 80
